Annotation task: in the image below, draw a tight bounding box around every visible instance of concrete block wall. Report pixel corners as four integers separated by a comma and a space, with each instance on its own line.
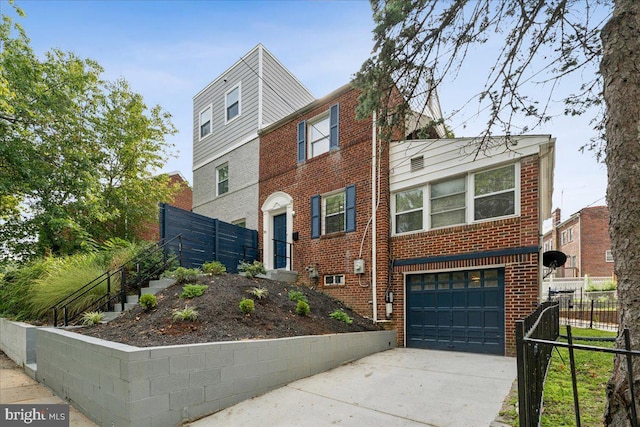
36, 328, 396, 427
0, 318, 37, 366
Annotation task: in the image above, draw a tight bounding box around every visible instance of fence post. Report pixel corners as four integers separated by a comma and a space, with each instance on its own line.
120, 269, 127, 312
566, 325, 582, 427
515, 320, 529, 427
624, 329, 639, 427
589, 299, 594, 329
107, 275, 112, 312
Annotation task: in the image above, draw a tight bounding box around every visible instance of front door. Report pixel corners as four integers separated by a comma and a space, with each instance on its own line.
273, 213, 287, 269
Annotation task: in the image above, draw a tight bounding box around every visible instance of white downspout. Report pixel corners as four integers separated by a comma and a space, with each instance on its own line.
372, 112, 378, 322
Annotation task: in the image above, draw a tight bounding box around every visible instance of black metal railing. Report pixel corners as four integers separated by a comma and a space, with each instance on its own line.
558, 298, 618, 331
50, 235, 182, 327
515, 301, 560, 427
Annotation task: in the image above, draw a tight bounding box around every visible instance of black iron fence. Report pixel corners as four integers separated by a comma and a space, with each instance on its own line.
556, 297, 618, 331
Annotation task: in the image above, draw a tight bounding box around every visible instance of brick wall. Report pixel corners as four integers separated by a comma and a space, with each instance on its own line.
259, 87, 390, 319
138, 174, 193, 242
580, 206, 613, 276
389, 155, 541, 356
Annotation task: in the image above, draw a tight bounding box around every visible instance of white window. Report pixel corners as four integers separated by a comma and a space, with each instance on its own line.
216, 163, 228, 196
308, 113, 330, 158
392, 162, 519, 235
473, 164, 516, 221
324, 274, 345, 286
225, 84, 240, 122
395, 188, 423, 233
606, 250, 614, 263
568, 227, 573, 242
323, 191, 345, 234
561, 231, 567, 245
199, 105, 212, 139
431, 176, 466, 228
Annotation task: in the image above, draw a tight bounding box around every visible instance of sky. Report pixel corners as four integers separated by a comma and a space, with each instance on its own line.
3, 0, 609, 222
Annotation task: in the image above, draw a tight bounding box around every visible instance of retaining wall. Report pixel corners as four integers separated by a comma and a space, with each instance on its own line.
0, 318, 37, 366
36, 328, 396, 427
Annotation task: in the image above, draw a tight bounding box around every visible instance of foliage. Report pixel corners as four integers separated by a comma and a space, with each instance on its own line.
81, 311, 104, 326
180, 284, 208, 299
249, 287, 269, 300
0, 10, 177, 261
163, 267, 200, 284
172, 305, 198, 322
586, 280, 617, 292
139, 294, 157, 311
239, 298, 255, 315
329, 309, 353, 324
288, 290, 308, 303
238, 261, 266, 279
296, 300, 310, 316
202, 260, 226, 275
0, 258, 54, 320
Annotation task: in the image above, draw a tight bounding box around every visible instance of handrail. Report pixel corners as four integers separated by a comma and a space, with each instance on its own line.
51, 235, 182, 326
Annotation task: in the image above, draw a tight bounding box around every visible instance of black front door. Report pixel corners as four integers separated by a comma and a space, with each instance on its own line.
273, 213, 287, 269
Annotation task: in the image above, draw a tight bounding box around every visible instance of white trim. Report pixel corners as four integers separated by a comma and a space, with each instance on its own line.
225, 82, 242, 124
198, 104, 212, 141
216, 163, 229, 197
321, 189, 346, 235
261, 192, 294, 271
324, 274, 345, 286
193, 132, 259, 171
258, 46, 263, 129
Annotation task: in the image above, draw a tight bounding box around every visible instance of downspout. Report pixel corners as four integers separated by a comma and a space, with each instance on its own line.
372, 112, 378, 322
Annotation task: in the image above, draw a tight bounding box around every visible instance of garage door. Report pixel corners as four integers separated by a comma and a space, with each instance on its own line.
406, 269, 505, 354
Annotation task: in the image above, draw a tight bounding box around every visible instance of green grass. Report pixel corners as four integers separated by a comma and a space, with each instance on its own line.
499, 327, 616, 427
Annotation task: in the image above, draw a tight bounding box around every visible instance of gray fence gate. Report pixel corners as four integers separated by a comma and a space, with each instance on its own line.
159, 203, 258, 273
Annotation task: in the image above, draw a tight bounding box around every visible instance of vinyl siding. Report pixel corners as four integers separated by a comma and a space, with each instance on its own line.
261, 50, 314, 126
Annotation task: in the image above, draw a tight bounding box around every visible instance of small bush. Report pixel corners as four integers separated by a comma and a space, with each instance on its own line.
172, 305, 199, 321
288, 290, 307, 303
202, 261, 227, 275
139, 294, 157, 311
329, 309, 353, 324
180, 284, 208, 299
238, 261, 266, 279
163, 267, 201, 284
249, 287, 269, 300
239, 298, 255, 315
296, 300, 310, 316
82, 311, 104, 325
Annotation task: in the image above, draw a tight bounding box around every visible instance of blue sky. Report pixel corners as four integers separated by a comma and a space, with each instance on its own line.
4, 0, 608, 221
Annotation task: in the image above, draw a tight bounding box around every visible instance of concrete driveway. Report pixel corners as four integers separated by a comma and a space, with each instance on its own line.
189, 348, 516, 427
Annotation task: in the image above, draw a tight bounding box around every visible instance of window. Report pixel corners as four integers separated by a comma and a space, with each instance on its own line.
308, 114, 330, 158
232, 219, 246, 228
568, 228, 573, 242
431, 176, 466, 228
324, 275, 345, 286
311, 184, 356, 238
606, 250, 614, 263
297, 103, 339, 162
216, 163, 228, 196
199, 105, 212, 139
570, 256, 577, 268
225, 85, 240, 122
324, 192, 345, 234
561, 231, 567, 245
395, 188, 423, 233
473, 164, 516, 221
391, 162, 519, 235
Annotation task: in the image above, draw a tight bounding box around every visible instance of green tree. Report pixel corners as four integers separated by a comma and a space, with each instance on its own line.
0, 7, 177, 260
354, 1, 637, 425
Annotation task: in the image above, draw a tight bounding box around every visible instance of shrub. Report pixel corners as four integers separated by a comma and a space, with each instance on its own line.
296, 300, 310, 316
163, 267, 201, 284
249, 286, 269, 300
172, 305, 199, 321
238, 261, 266, 279
202, 261, 227, 275
288, 290, 308, 303
139, 294, 157, 311
329, 309, 353, 324
239, 298, 255, 315
180, 284, 208, 299
82, 311, 104, 325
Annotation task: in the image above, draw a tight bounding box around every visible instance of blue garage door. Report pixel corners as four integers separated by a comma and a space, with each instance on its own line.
406, 269, 505, 354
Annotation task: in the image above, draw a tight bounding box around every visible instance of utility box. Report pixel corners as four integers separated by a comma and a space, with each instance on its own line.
354, 259, 365, 274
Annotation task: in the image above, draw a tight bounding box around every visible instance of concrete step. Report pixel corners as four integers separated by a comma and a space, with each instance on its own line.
265, 270, 298, 284
112, 302, 138, 313
101, 312, 121, 322
148, 278, 176, 289
127, 295, 139, 304
24, 363, 37, 380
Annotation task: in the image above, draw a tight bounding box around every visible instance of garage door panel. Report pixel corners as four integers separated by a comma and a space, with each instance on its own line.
407, 268, 505, 355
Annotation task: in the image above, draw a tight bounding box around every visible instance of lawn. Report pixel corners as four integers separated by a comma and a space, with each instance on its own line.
500, 326, 617, 426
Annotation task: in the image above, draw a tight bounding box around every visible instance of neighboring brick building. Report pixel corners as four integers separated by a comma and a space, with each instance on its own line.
137, 172, 193, 242
542, 206, 613, 278
258, 81, 556, 356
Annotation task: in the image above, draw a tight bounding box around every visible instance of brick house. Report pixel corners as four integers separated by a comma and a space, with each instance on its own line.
258, 82, 556, 356
542, 206, 613, 278
137, 172, 193, 242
